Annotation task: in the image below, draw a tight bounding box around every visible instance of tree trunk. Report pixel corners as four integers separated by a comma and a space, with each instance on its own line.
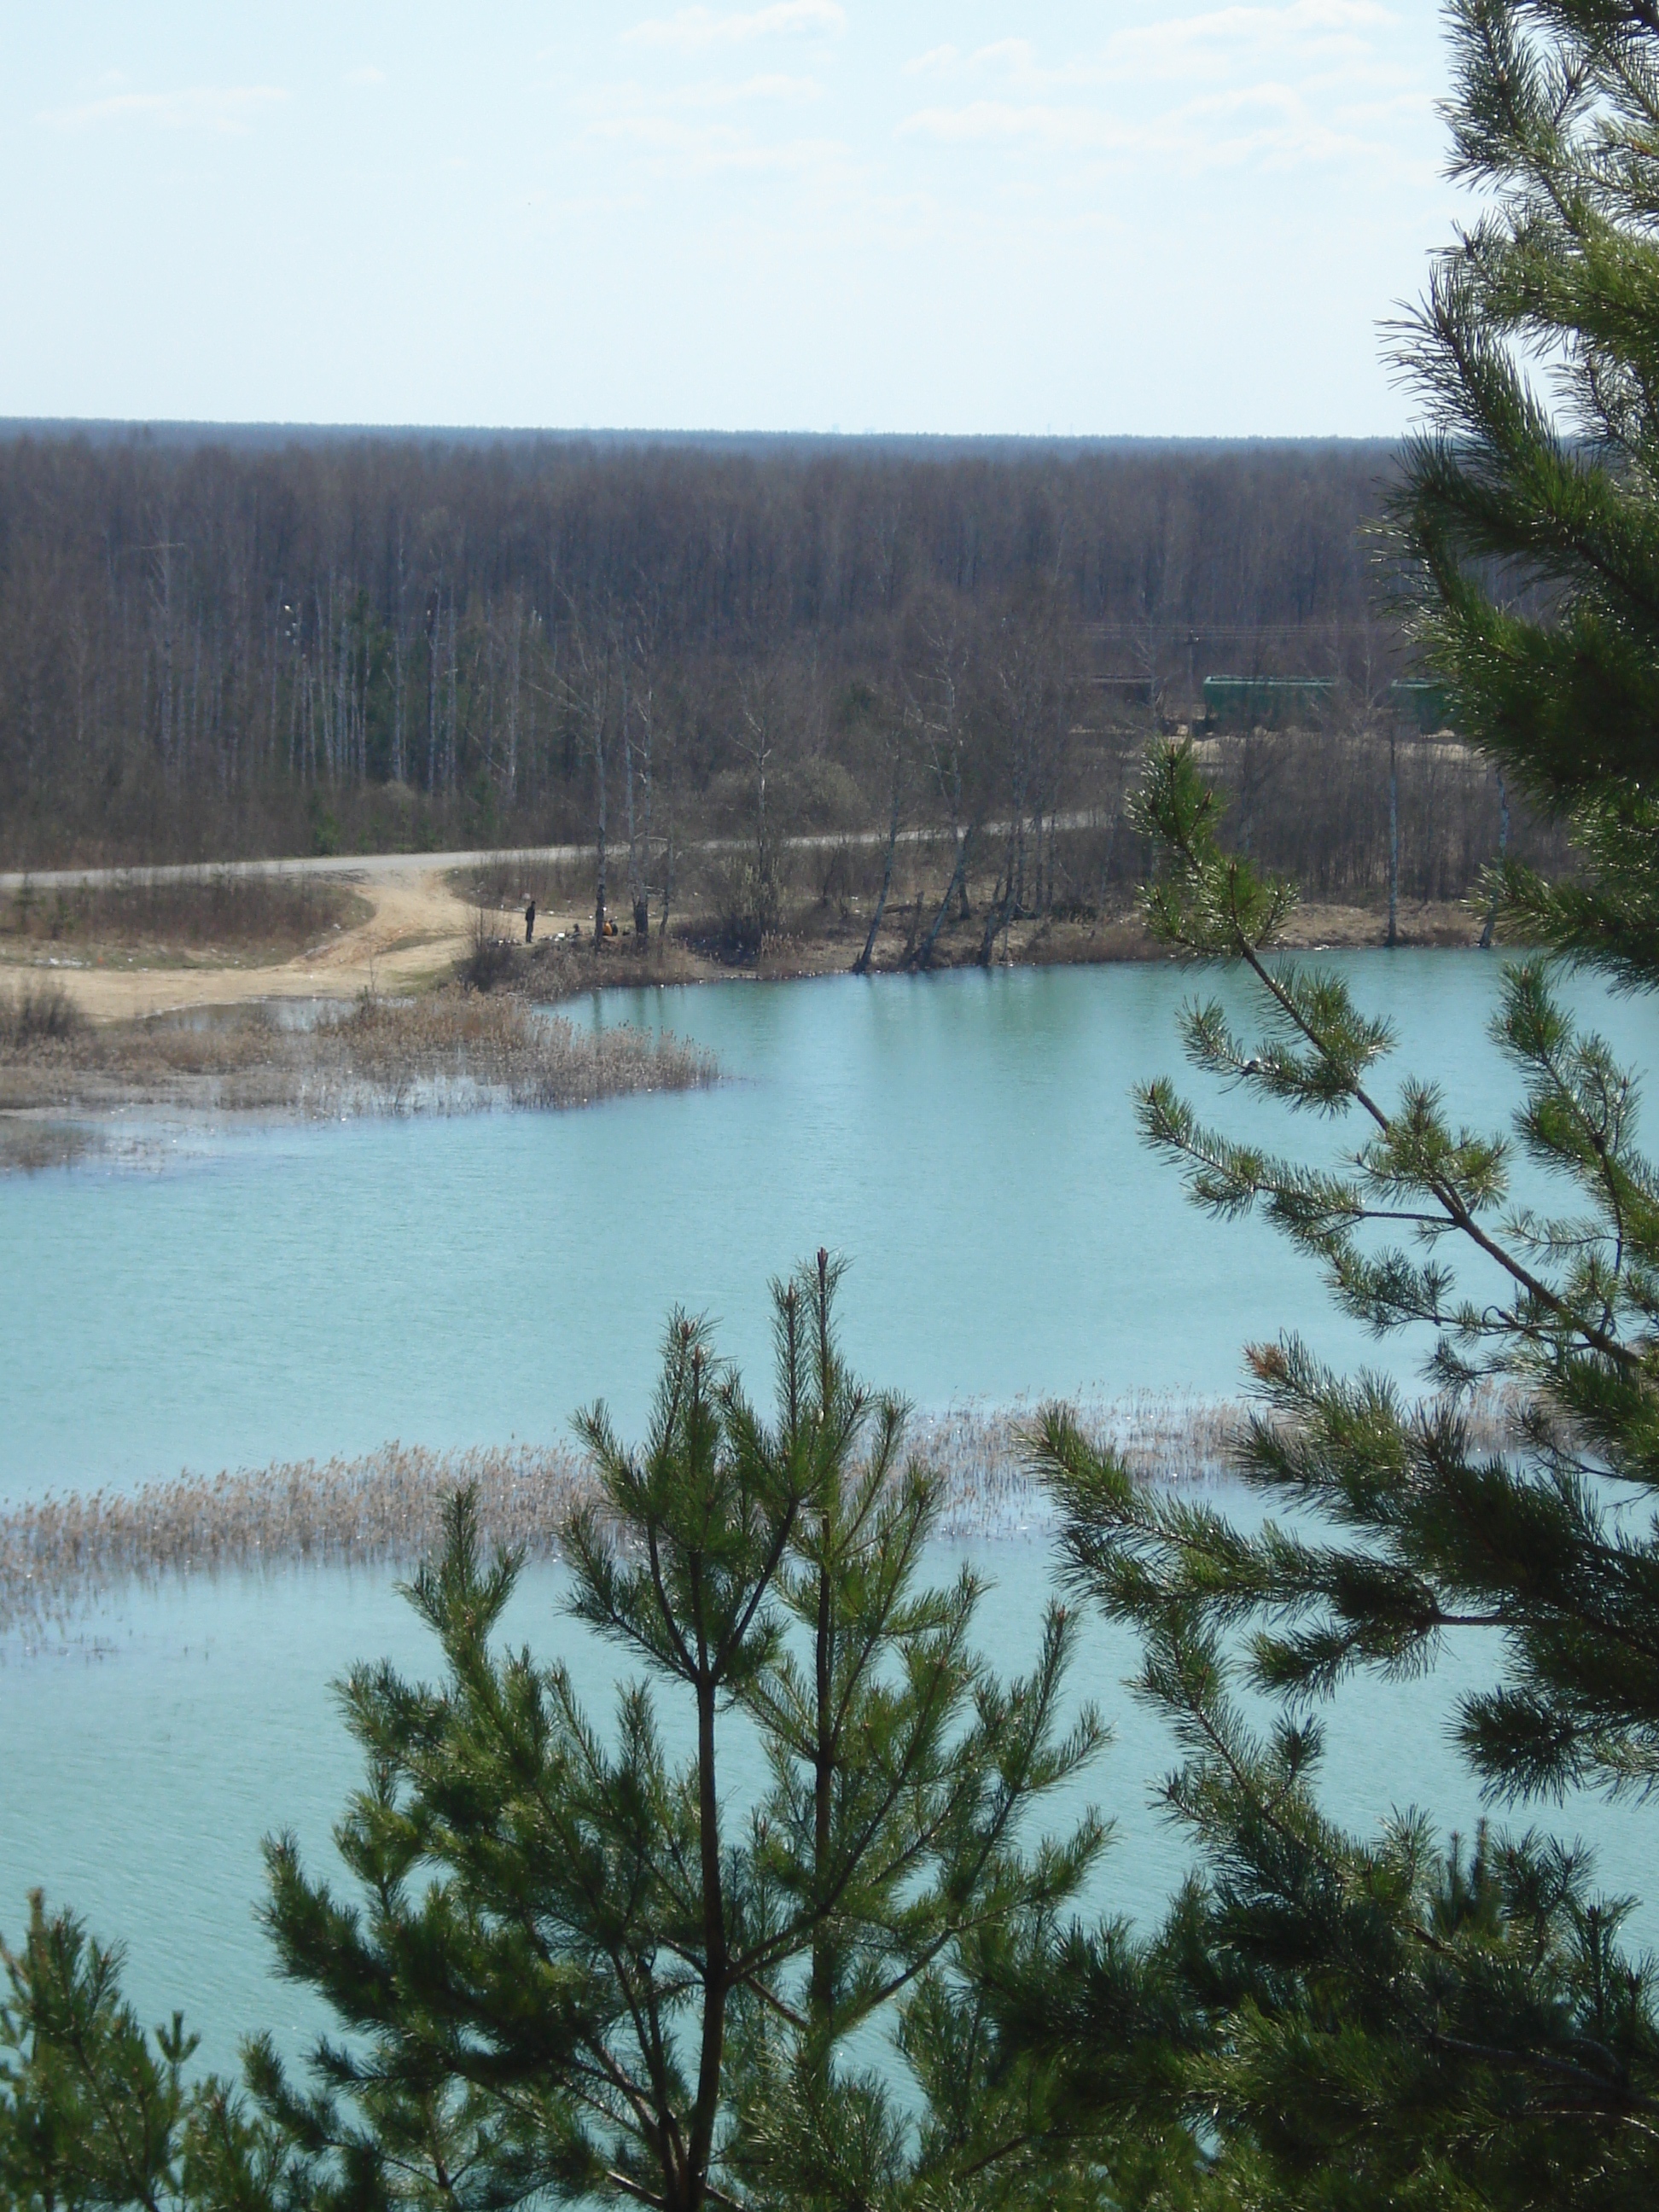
504, 603, 521, 811
685, 1674, 727, 2212
445, 597, 458, 794
853, 762, 901, 975
623, 663, 642, 928
593, 702, 608, 945
425, 591, 439, 792
978, 838, 1016, 968
915, 820, 976, 969
659, 820, 675, 938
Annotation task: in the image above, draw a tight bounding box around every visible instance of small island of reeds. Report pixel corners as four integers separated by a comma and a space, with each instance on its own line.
0, 1394, 1254, 1642
0, 980, 715, 1156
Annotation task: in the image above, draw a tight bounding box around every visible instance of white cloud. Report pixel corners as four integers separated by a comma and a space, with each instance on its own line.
658, 73, 824, 107
1100, 0, 1395, 80
585, 111, 850, 177
900, 102, 1126, 154
894, 0, 1422, 178
899, 79, 1400, 175
902, 44, 961, 77
41, 84, 287, 134
623, 3, 846, 51
903, 3, 1396, 95
344, 66, 387, 88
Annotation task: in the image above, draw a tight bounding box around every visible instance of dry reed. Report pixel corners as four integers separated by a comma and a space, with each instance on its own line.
0, 980, 85, 1048
0, 1396, 1245, 1639
918, 1391, 1249, 1537
0, 988, 716, 1126
0, 1442, 587, 1640
0, 1387, 1526, 1640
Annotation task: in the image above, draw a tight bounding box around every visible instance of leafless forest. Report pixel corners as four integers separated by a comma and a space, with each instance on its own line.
0, 428, 1561, 909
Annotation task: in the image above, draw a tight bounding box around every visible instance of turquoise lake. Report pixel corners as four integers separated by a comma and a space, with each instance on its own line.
2, 952, 1619, 1499
3, 953, 1657, 2075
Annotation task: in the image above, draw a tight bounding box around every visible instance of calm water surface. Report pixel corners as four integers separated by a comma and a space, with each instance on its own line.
10, 952, 1655, 1499
3, 955, 1657, 2074
3, 1534, 1651, 2081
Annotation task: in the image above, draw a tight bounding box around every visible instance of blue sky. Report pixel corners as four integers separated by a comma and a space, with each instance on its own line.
3, 2, 1459, 434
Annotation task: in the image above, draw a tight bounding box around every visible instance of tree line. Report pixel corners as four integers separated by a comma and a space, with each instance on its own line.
0, 430, 1438, 884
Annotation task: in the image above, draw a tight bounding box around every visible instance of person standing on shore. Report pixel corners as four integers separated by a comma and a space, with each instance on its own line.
525, 899, 535, 944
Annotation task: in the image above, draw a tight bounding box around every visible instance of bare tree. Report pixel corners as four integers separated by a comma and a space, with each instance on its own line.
560, 597, 615, 944
910, 598, 981, 968
854, 699, 908, 976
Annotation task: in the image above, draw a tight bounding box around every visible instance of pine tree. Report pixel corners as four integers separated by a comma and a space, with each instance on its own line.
1004, 11, 1659, 2186
251, 1255, 1107, 2212
1016, 758, 1659, 2200
1392, 0, 1659, 980
0, 1891, 287, 2210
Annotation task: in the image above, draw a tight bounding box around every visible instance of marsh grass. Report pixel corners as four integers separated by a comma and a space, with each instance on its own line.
0, 1396, 1249, 1638
0, 1388, 1527, 1636
0, 987, 716, 1126
919, 1391, 1251, 1536
0, 1443, 588, 1639
0, 980, 85, 1047
1, 870, 369, 955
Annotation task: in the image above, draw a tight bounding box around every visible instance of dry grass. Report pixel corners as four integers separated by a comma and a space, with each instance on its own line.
915, 1382, 1522, 1535
1, 871, 370, 958
0, 980, 87, 1048
0, 1442, 588, 1638
451, 854, 593, 912
0, 985, 717, 1128
918, 1393, 1249, 1537
0, 1395, 1252, 1637
0, 1387, 1532, 1638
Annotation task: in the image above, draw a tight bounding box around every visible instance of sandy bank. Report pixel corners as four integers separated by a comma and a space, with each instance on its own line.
0, 850, 1493, 1033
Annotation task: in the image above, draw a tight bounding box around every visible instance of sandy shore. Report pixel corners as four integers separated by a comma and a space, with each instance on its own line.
0, 857, 1488, 1027
0, 863, 478, 1022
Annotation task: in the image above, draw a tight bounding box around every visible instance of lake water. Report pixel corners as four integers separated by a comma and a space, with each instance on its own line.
5, 952, 1635, 1499
4, 953, 1657, 2076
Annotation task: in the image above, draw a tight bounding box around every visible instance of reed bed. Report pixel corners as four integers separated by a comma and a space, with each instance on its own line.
0, 1442, 588, 1639
0, 1387, 1526, 1640
0, 987, 716, 1126
0, 1396, 1246, 1639
918, 1391, 1249, 1537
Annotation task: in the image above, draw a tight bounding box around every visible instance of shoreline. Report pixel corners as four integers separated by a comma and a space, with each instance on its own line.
511, 895, 1492, 993
0, 906, 1509, 1166
0, 988, 715, 1171
1, 844, 1499, 1030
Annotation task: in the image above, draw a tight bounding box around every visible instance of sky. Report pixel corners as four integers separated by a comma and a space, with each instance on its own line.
1, 2, 1464, 437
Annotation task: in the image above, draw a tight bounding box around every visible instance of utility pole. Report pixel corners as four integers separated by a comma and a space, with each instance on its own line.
1479, 770, 1510, 948
1387, 719, 1400, 949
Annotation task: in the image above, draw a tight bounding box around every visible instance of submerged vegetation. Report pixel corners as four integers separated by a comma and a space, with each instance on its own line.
0, 984, 714, 1132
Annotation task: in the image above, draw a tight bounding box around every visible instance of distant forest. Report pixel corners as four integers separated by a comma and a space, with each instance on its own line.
0, 428, 1537, 902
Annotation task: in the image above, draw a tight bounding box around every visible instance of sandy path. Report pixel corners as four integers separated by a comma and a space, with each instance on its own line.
2, 864, 491, 1022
